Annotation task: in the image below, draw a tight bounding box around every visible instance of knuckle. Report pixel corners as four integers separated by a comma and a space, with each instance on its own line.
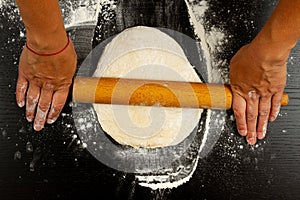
237, 123, 247, 130
17, 82, 27, 92
27, 95, 39, 105
248, 91, 259, 100
233, 107, 244, 118
259, 110, 270, 116
31, 78, 42, 87
247, 131, 256, 138
36, 110, 47, 121
247, 113, 257, 121
26, 108, 34, 114
26, 103, 37, 113
49, 104, 64, 116
260, 93, 272, 98
272, 101, 281, 107
26, 111, 34, 117
52, 104, 64, 110
247, 130, 256, 135
58, 83, 71, 90
272, 85, 285, 92
44, 83, 55, 90
38, 104, 50, 112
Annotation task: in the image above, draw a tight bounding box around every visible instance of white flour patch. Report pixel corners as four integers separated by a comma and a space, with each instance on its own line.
185, 0, 212, 81
185, 0, 228, 84
206, 27, 226, 54
63, 0, 117, 28
137, 157, 199, 190
63, 0, 101, 27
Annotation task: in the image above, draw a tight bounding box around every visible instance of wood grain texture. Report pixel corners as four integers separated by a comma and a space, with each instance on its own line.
73, 76, 289, 109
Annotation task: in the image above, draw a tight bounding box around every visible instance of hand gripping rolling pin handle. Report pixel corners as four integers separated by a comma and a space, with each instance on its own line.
73, 77, 289, 110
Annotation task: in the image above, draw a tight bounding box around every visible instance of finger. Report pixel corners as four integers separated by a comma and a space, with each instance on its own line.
26, 84, 40, 122
232, 94, 247, 136
34, 83, 54, 131
47, 88, 69, 124
246, 91, 259, 145
269, 93, 283, 122
16, 75, 28, 107
257, 97, 271, 140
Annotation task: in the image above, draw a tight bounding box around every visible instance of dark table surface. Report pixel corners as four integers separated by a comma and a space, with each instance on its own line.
1, 0, 300, 200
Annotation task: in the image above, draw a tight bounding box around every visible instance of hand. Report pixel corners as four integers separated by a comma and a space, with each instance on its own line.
230, 43, 288, 145
16, 37, 77, 131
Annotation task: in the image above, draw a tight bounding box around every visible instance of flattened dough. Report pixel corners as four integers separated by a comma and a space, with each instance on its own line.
93, 26, 203, 148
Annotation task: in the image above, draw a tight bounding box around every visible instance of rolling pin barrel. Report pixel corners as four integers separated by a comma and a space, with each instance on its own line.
73, 77, 289, 110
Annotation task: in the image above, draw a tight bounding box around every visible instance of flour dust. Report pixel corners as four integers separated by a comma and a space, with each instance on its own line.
1, 0, 280, 195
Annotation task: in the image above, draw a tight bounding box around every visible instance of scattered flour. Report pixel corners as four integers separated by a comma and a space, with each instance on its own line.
206, 27, 226, 54
136, 0, 228, 190
0, 0, 8, 9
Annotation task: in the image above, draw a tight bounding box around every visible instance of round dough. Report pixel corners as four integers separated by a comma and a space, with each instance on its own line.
93, 26, 203, 148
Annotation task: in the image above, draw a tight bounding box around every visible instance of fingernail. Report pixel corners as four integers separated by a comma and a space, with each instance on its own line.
269, 116, 276, 122
257, 132, 266, 140
239, 130, 247, 136
27, 116, 33, 122
47, 118, 56, 124
262, 131, 266, 138
247, 137, 256, 145
270, 111, 280, 122
34, 124, 44, 131
17, 101, 25, 108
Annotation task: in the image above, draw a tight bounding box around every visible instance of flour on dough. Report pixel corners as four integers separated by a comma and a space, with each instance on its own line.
93, 26, 203, 148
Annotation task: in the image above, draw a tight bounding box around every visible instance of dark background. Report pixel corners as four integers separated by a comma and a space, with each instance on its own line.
0, 0, 299, 199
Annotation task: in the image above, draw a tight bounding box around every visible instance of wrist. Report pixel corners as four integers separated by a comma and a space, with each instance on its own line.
249, 14, 298, 67
25, 26, 68, 54
249, 32, 292, 67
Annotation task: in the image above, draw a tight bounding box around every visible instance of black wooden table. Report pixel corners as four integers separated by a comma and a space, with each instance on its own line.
0, 1, 299, 200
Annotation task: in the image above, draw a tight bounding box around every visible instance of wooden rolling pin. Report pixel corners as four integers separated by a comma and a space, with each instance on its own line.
73, 77, 289, 110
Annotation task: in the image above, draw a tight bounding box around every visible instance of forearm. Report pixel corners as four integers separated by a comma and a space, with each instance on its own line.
16, 0, 67, 53
250, 0, 300, 64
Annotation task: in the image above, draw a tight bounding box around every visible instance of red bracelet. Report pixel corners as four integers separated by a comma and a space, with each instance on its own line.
25, 36, 70, 56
